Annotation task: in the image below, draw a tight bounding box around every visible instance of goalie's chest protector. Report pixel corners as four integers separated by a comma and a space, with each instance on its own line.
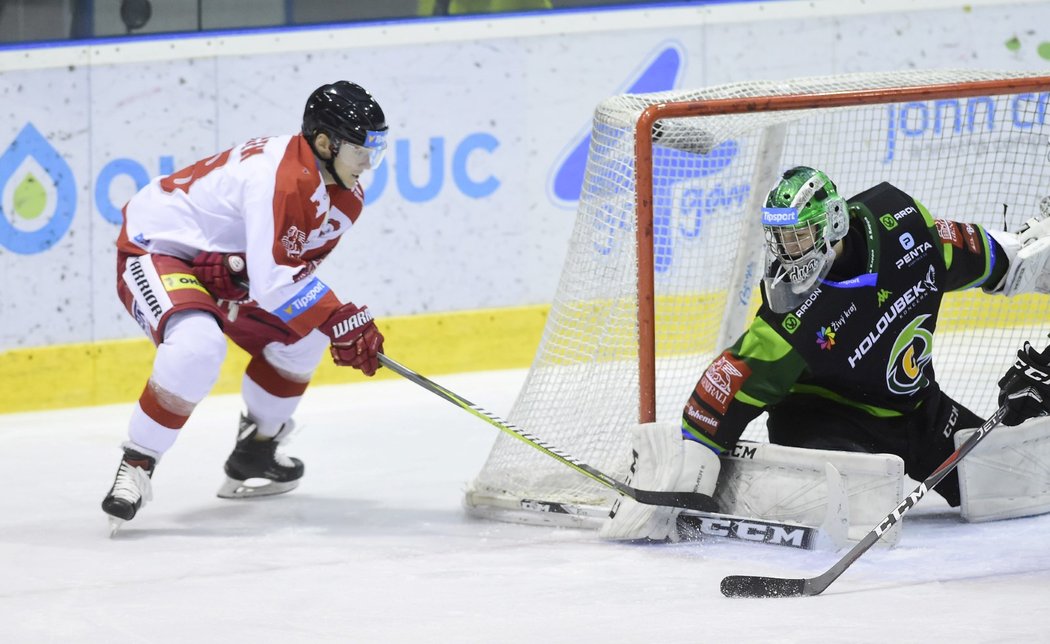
760, 183, 948, 408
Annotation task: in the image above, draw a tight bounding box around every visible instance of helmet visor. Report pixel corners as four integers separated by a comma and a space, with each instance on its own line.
360, 129, 388, 169
336, 129, 389, 172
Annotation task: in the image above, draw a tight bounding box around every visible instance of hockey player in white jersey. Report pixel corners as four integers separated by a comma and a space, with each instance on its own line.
102, 81, 389, 533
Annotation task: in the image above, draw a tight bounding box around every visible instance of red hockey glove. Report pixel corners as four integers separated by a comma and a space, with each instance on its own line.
191, 251, 249, 301
320, 303, 384, 376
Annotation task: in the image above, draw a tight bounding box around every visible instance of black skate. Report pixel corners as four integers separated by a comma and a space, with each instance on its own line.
217, 413, 304, 499
102, 445, 157, 536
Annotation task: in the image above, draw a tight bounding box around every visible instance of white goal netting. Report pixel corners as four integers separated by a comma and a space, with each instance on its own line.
467, 69, 1050, 524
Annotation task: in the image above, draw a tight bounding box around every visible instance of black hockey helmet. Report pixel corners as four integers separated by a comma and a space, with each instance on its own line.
302, 81, 387, 149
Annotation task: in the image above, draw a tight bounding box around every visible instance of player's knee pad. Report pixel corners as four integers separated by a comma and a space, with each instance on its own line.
261, 330, 329, 378
152, 310, 227, 403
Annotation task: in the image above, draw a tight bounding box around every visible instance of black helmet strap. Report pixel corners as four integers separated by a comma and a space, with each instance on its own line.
309, 132, 352, 190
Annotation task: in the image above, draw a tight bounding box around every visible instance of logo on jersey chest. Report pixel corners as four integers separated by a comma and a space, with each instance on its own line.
309, 182, 330, 216
894, 233, 933, 269
848, 268, 937, 368
826, 301, 858, 333
815, 301, 858, 350
281, 226, 307, 258
816, 327, 836, 350
886, 315, 934, 395
781, 287, 823, 333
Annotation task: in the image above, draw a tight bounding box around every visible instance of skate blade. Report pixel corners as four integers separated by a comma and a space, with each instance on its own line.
216, 476, 300, 499
108, 516, 126, 538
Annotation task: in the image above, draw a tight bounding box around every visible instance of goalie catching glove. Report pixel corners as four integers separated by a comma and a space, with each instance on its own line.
320, 302, 384, 376
599, 422, 721, 542
998, 338, 1050, 426
191, 251, 249, 301
986, 211, 1050, 296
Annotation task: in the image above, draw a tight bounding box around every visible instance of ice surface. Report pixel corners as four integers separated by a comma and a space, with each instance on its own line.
2, 367, 1050, 643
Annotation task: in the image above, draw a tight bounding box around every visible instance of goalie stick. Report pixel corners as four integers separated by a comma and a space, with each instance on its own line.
381, 354, 838, 548
720, 395, 1020, 598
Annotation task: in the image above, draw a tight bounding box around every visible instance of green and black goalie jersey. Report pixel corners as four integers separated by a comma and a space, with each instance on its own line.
683, 182, 1008, 453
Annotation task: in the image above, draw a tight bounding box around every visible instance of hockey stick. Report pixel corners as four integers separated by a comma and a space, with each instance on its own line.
380, 354, 842, 549
378, 353, 716, 512
720, 395, 1019, 598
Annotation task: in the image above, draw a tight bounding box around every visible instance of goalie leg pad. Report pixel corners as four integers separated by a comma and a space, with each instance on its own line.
716, 441, 906, 545
957, 415, 1050, 522
599, 422, 720, 542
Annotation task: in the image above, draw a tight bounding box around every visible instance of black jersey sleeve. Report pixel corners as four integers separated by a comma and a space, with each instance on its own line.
682, 317, 807, 453
932, 218, 1007, 291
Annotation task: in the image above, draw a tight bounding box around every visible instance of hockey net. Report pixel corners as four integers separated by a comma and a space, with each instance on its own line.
466, 70, 1050, 526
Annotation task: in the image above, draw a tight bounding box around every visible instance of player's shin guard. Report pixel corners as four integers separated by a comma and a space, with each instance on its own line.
600, 423, 721, 542
217, 413, 304, 499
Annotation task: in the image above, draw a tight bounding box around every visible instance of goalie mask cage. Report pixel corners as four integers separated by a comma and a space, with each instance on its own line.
466, 70, 1050, 526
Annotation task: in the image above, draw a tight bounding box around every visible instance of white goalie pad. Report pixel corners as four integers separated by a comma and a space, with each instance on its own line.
599, 423, 720, 542
716, 441, 906, 546
956, 415, 1050, 522
465, 436, 906, 547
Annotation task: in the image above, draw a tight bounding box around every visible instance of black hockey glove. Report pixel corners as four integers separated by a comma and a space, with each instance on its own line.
997, 340, 1050, 426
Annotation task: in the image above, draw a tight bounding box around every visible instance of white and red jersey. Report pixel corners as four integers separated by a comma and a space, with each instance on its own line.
117, 134, 361, 336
